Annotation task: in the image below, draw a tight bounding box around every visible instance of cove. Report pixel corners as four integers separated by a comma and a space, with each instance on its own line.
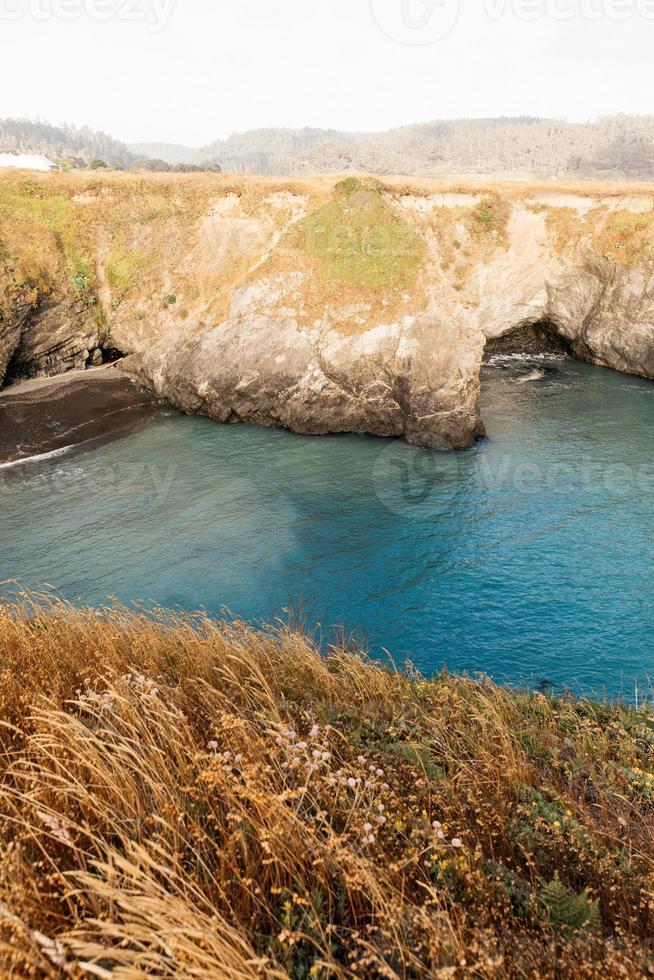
1, 356, 652, 698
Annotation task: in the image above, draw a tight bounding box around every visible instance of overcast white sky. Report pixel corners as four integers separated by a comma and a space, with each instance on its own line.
1, 0, 652, 146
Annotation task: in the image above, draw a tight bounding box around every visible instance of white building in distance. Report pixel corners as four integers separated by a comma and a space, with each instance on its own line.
0, 153, 56, 171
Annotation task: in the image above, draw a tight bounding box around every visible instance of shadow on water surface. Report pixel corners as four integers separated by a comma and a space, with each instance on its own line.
1, 355, 652, 700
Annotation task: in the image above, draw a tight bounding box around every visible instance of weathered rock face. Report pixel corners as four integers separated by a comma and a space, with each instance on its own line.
126, 313, 486, 450
122, 187, 654, 448
482, 259, 654, 379
0, 289, 101, 389
546, 260, 654, 380
0, 261, 38, 386
0, 296, 31, 385
7, 296, 100, 382
1, 172, 653, 449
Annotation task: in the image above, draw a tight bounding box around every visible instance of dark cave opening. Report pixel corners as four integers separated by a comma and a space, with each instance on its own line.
483, 321, 572, 360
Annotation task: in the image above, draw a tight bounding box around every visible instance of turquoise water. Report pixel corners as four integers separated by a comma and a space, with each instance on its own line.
1, 358, 652, 697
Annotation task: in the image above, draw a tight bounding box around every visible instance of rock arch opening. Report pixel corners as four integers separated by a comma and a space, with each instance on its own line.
483, 321, 572, 361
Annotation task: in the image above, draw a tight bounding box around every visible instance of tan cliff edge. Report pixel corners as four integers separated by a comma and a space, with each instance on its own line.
1, 170, 653, 449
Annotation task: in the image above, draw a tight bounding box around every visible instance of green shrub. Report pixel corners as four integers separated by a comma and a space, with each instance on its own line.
540, 875, 601, 934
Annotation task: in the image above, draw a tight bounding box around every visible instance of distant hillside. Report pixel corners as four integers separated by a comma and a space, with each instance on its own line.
197, 115, 654, 179
0, 121, 215, 172
5, 115, 654, 179
128, 142, 198, 165
196, 127, 343, 174
0, 119, 134, 167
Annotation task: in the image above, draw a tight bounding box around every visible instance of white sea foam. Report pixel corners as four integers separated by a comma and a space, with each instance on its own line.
485, 353, 566, 366
516, 370, 546, 384
0, 446, 74, 471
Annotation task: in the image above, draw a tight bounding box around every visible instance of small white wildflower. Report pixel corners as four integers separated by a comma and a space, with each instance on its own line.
207, 741, 219, 751
364, 822, 373, 833
37, 811, 73, 847
32, 931, 68, 969
436, 830, 445, 840
312, 749, 321, 759
451, 838, 463, 849
357, 755, 366, 764
321, 752, 331, 761
310, 724, 320, 738
432, 821, 442, 831
347, 777, 357, 788
297, 741, 308, 751
376, 769, 384, 777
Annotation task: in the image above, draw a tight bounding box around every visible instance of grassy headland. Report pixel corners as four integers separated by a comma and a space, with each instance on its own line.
288, 177, 426, 289
0, 599, 653, 977
3, 170, 654, 348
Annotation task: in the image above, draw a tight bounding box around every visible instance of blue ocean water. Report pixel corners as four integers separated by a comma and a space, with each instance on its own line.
1, 357, 652, 697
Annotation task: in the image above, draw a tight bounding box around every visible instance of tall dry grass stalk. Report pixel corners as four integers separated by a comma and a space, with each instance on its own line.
0, 595, 653, 977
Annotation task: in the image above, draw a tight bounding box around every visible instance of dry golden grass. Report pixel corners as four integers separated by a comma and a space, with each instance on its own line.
0, 596, 653, 977
2, 169, 654, 352
0, 171, 328, 344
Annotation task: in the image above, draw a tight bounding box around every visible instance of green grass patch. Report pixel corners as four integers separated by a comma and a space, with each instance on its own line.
469, 194, 510, 246
106, 249, 148, 298
599, 210, 654, 265
289, 178, 426, 290
0, 183, 75, 236
0, 181, 96, 290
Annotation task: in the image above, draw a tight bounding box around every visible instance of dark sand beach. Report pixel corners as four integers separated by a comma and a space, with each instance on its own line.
0, 365, 161, 467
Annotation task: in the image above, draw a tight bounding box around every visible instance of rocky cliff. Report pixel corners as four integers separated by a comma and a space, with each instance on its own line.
1, 171, 652, 448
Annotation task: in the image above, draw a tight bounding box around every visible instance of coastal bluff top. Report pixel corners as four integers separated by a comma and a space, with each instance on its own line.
1, 170, 653, 449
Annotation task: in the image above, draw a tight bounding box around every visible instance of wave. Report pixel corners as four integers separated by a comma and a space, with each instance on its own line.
485, 353, 567, 366
0, 445, 74, 471
0, 407, 160, 473
516, 370, 546, 384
